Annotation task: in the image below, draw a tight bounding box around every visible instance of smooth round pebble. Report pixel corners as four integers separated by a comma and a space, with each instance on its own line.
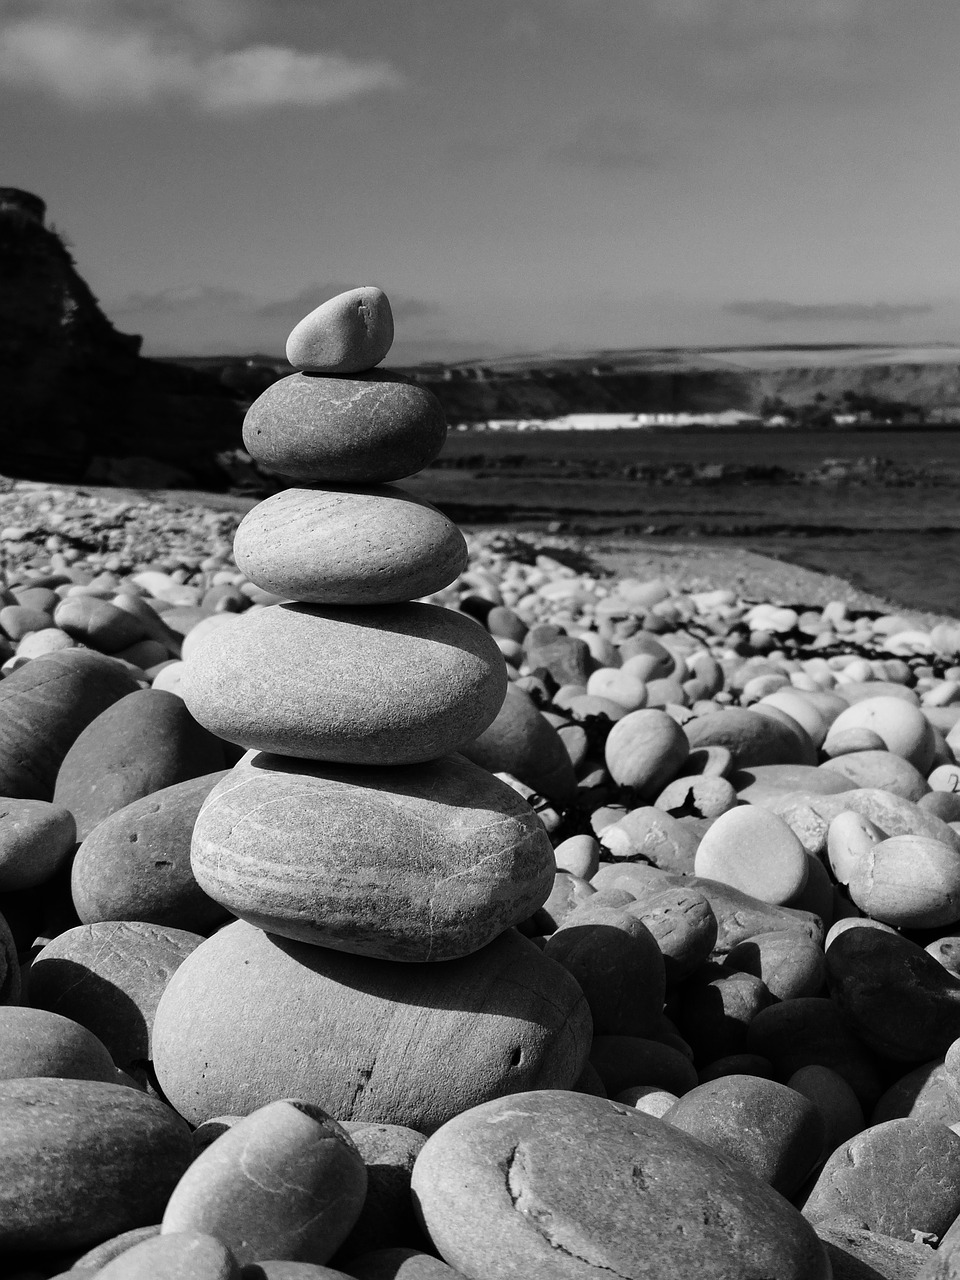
826, 926, 960, 1062
845, 833, 960, 927
189, 752, 554, 961
95, 1232, 240, 1278
827, 696, 937, 772
53, 595, 149, 653
822, 749, 929, 800
162, 1101, 367, 1265
0, 797, 75, 890
694, 806, 809, 906
243, 373, 447, 484
459, 683, 578, 805
29, 920, 203, 1069
233, 486, 467, 606
285, 286, 394, 373
0, 1077, 191, 1252
684, 707, 816, 768
664, 1074, 825, 1196
553, 834, 600, 880
802, 1118, 960, 1243
181, 601, 506, 767
0, 1005, 118, 1084
54, 688, 226, 841
603, 709, 690, 795
71, 770, 231, 932
410, 1090, 830, 1280
152, 922, 591, 1132
0, 649, 139, 800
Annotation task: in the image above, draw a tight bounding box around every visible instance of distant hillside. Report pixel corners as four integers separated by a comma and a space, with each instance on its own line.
168, 343, 960, 427
0, 189, 243, 487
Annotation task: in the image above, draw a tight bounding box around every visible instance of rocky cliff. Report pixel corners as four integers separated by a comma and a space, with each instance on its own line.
0, 189, 243, 488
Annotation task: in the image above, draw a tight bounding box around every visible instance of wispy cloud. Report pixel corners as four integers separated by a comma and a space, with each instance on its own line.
0, 12, 403, 112
724, 300, 935, 324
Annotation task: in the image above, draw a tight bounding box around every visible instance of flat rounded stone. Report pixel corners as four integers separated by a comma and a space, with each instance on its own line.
685, 707, 816, 768
233, 486, 467, 606
845, 834, 960, 928
664, 1075, 825, 1196
603, 709, 690, 794
162, 1101, 367, 1265
0, 1006, 118, 1084
802, 1118, 960, 1243
525, 635, 594, 687
756, 688, 844, 748
0, 604, 53, 641
828, 696, 936, 772
190, 752, 554, 962
286, 287, 394, 373
585, 667, 647, 711
0, 797, 75, 891
243, 373, 447, 484
0, 1077, 191, 1252
0, 650, 139, 800
55, 689, 226, 841
53, 596, 149, 653
460, 684, 577, 805
152, 922, 591, 1132
721, 928, 827, 1000
94, 1231, 239, 1278
553, 834, 600, 880
66, 1225, 163, 1278
29, 920, 203, 1070
410, 1090, 830, 1280
826, 927, 960, 1062
694, 806, 809, 906
821, 750, 929, 801
181, 601, 507, 766
71, 771, 232, 932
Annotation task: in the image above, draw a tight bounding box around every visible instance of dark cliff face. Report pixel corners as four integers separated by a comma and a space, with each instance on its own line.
0, 189, 243, 488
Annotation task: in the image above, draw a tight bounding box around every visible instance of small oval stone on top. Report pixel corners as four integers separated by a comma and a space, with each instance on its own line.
286, 286, 394, 374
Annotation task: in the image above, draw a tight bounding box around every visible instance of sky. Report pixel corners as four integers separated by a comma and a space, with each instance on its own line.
4, 0, 960, 363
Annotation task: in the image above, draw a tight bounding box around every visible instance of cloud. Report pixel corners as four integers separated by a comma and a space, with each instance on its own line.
724, 300, 935, 324
0, 14, 403, 112
550, 116, 662, 171
108, 283, 443, 356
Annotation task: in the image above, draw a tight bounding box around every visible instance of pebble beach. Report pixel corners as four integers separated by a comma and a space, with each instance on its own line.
4, 290, 960, 1280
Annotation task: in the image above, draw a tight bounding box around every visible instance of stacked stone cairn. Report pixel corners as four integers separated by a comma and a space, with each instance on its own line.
152, 287, 593, 1135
